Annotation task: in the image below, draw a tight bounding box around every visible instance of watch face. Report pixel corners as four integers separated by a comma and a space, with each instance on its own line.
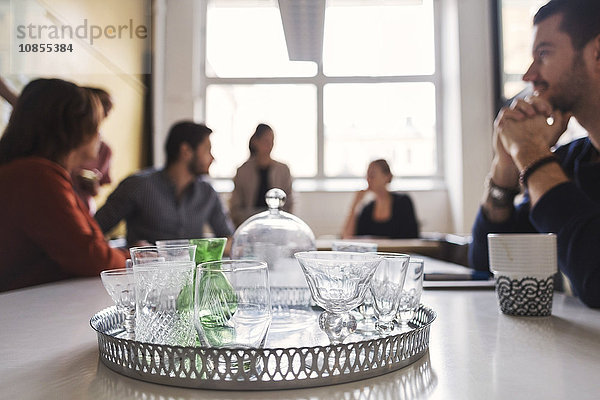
491, 187, 505, 201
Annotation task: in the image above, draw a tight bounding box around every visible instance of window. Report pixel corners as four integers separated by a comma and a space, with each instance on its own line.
204, 0, 441, 180
207, 84, 317, 178
495, 0, 547, 103
322, 2, 435, 77
206, 2, 316, 78
323, 83, 436, 177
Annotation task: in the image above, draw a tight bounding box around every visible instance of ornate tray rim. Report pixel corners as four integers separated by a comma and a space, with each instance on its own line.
90, 288, 436, 391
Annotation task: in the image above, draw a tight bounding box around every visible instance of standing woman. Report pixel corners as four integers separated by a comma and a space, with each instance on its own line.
229, 123, 294, 226
0, 78, 126, 292
342, 159, 419, 239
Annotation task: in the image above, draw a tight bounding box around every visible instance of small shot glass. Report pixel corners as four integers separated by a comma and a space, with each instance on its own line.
396, 258, 424, 327
370, 253, 410, 332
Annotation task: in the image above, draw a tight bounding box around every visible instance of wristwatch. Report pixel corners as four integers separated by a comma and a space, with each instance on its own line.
485, 175, 520, 208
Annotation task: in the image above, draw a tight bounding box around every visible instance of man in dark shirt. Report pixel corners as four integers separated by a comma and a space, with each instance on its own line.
95, 121, 234, 245
469, 0, 600, 308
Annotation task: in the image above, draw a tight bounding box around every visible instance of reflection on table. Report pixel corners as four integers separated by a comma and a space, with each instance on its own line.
89, 351, 436, 400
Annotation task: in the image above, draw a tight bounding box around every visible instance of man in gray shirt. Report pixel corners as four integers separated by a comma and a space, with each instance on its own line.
95, 121, 234, 245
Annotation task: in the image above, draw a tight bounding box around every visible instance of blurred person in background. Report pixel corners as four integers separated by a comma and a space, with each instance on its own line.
342, 159, 419, 239
229, 123, 294, 226
0, 78, 126, 292
95, 121, 234, 245
72, 87, 114, 215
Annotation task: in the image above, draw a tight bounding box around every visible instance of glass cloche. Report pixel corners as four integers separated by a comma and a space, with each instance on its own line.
231, 188, 316, 287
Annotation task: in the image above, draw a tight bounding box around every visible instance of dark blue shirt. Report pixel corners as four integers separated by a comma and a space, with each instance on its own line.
469, 137, 600, 307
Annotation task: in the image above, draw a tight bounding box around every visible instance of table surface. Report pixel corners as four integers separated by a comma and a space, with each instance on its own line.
1, 265, 599, 399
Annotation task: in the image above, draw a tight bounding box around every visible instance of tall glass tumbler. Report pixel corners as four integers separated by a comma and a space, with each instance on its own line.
397, 258, 425, 326
194, 260, 272, 350
133, 261, 197, 346
131, 244, 198, 314
155, 239, 190, 246
152, 239, 226, 265
370, 253, 410, 332
130, 244, 197, 265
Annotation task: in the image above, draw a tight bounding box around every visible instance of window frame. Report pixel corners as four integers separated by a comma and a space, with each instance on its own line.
492, 0, 545, 112
199, 0, 444, 183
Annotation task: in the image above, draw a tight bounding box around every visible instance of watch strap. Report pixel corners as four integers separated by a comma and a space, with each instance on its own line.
485, 175, 520, 208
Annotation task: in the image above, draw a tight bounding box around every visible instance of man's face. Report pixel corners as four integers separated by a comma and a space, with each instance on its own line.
188, 136, 214, 176
523, 13, 589, 112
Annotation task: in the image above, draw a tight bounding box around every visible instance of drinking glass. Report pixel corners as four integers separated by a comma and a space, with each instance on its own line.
331, 241, 378, 321
397, 258, 425, 326
133, 261, 196, 346
369, 253, 410, 332
194, 260, 272, 352
130, 244, 197, 265
100, 268, 136, 338
155, 239, 190, 246
295, 251, 382, 344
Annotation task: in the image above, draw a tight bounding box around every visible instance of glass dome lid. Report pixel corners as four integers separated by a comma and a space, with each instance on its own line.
231, 188, 316, 273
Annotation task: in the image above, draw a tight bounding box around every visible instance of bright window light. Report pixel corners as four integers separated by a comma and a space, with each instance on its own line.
206, 84, 317, 178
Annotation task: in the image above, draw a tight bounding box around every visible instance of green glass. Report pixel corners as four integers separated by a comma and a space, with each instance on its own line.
190, 238, 227, 264
175, 238, 227, 311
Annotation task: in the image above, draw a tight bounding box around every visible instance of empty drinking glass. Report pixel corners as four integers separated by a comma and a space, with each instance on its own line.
295, 251, 382, 344
100, 268, 136, 338
134, 261, 196, 346
155, 239, 190, 246
194, 260, 272, 350
397, 258, 425, 326
331, 241, 378, 321
130, 244, 197, 265
370, 253, 410, 332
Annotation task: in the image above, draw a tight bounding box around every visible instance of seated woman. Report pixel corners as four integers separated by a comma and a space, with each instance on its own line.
342, 159, 419, 239
229, 123, 294, 226
72, 87, 114, 215
0, 78, 126, 292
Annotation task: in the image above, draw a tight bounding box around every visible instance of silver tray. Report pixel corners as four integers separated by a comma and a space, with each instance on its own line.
90, 287, 436, 390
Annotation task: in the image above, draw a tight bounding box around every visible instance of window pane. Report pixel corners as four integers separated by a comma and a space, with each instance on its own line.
323, 0, 435, 77
500, 0, 547, 98
324, 83, 436, 177
206, 84, 317, 178
206, 0, 316, 78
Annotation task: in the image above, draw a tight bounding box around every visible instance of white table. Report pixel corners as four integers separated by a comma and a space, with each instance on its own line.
1, 274, 599, 399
